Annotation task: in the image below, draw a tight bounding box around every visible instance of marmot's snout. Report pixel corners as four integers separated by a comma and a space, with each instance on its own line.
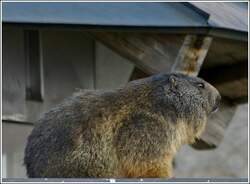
211, 94, 221, 113
206, 82, 221, 114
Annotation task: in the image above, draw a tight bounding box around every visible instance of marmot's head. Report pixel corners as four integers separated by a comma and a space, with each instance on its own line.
146, 73, 221, 140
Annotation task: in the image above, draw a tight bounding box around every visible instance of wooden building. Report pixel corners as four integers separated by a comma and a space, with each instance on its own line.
2, 2, 248, 179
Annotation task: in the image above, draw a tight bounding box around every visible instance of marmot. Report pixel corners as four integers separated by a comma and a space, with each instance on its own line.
24, 73, 221, 178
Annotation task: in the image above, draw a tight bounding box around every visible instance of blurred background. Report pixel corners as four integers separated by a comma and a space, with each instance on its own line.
1, 2, 248, 178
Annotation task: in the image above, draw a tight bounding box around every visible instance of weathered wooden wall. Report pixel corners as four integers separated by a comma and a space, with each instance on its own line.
2, 28, 134, 123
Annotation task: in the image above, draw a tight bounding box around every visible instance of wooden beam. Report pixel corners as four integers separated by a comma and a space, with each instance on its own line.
24, 30, 44, 101
89, 31, 183, 74
171, 35, 212, 76
216, 79, 248, 103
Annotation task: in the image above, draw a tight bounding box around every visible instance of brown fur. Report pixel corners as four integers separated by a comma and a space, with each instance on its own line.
24, 73, 220, 178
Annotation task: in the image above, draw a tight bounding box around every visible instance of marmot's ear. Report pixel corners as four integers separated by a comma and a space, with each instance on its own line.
169, 75, 178, 88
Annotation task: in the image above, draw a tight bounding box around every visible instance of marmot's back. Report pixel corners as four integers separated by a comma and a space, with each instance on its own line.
24, 91, 119, 177
24, 73, 221, 178
24, 95, 82, 177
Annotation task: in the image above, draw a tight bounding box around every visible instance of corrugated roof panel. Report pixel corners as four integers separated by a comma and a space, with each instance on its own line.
2, 2, 208, 27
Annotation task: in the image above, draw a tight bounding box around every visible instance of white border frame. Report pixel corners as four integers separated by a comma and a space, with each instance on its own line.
0, 0, 249, 183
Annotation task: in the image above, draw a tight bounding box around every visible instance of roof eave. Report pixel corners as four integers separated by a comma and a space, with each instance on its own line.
3, 22, 247, 42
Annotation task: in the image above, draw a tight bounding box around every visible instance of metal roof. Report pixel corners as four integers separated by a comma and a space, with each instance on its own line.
2, 3, 208, 27
2, 2, 248, 32
190, 2, 248, 32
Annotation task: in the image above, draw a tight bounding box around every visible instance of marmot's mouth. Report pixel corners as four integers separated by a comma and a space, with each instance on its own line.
211, 106, 219, 114
211, 95, 221, 114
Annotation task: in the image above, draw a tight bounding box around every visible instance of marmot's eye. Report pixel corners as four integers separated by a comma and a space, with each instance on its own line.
196, 82, 205, 89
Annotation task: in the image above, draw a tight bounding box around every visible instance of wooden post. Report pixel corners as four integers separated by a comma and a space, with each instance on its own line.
24, 30, 44, 101
171, 35, 212, 76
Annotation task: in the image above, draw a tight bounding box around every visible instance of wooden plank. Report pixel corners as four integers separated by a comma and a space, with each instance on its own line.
89, 31, 183, 74
3, 29, 96, 123
24, 30, 44, 101
2, 27, 27, 118
95, 42, 134, 89
171, 34, 213, 76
